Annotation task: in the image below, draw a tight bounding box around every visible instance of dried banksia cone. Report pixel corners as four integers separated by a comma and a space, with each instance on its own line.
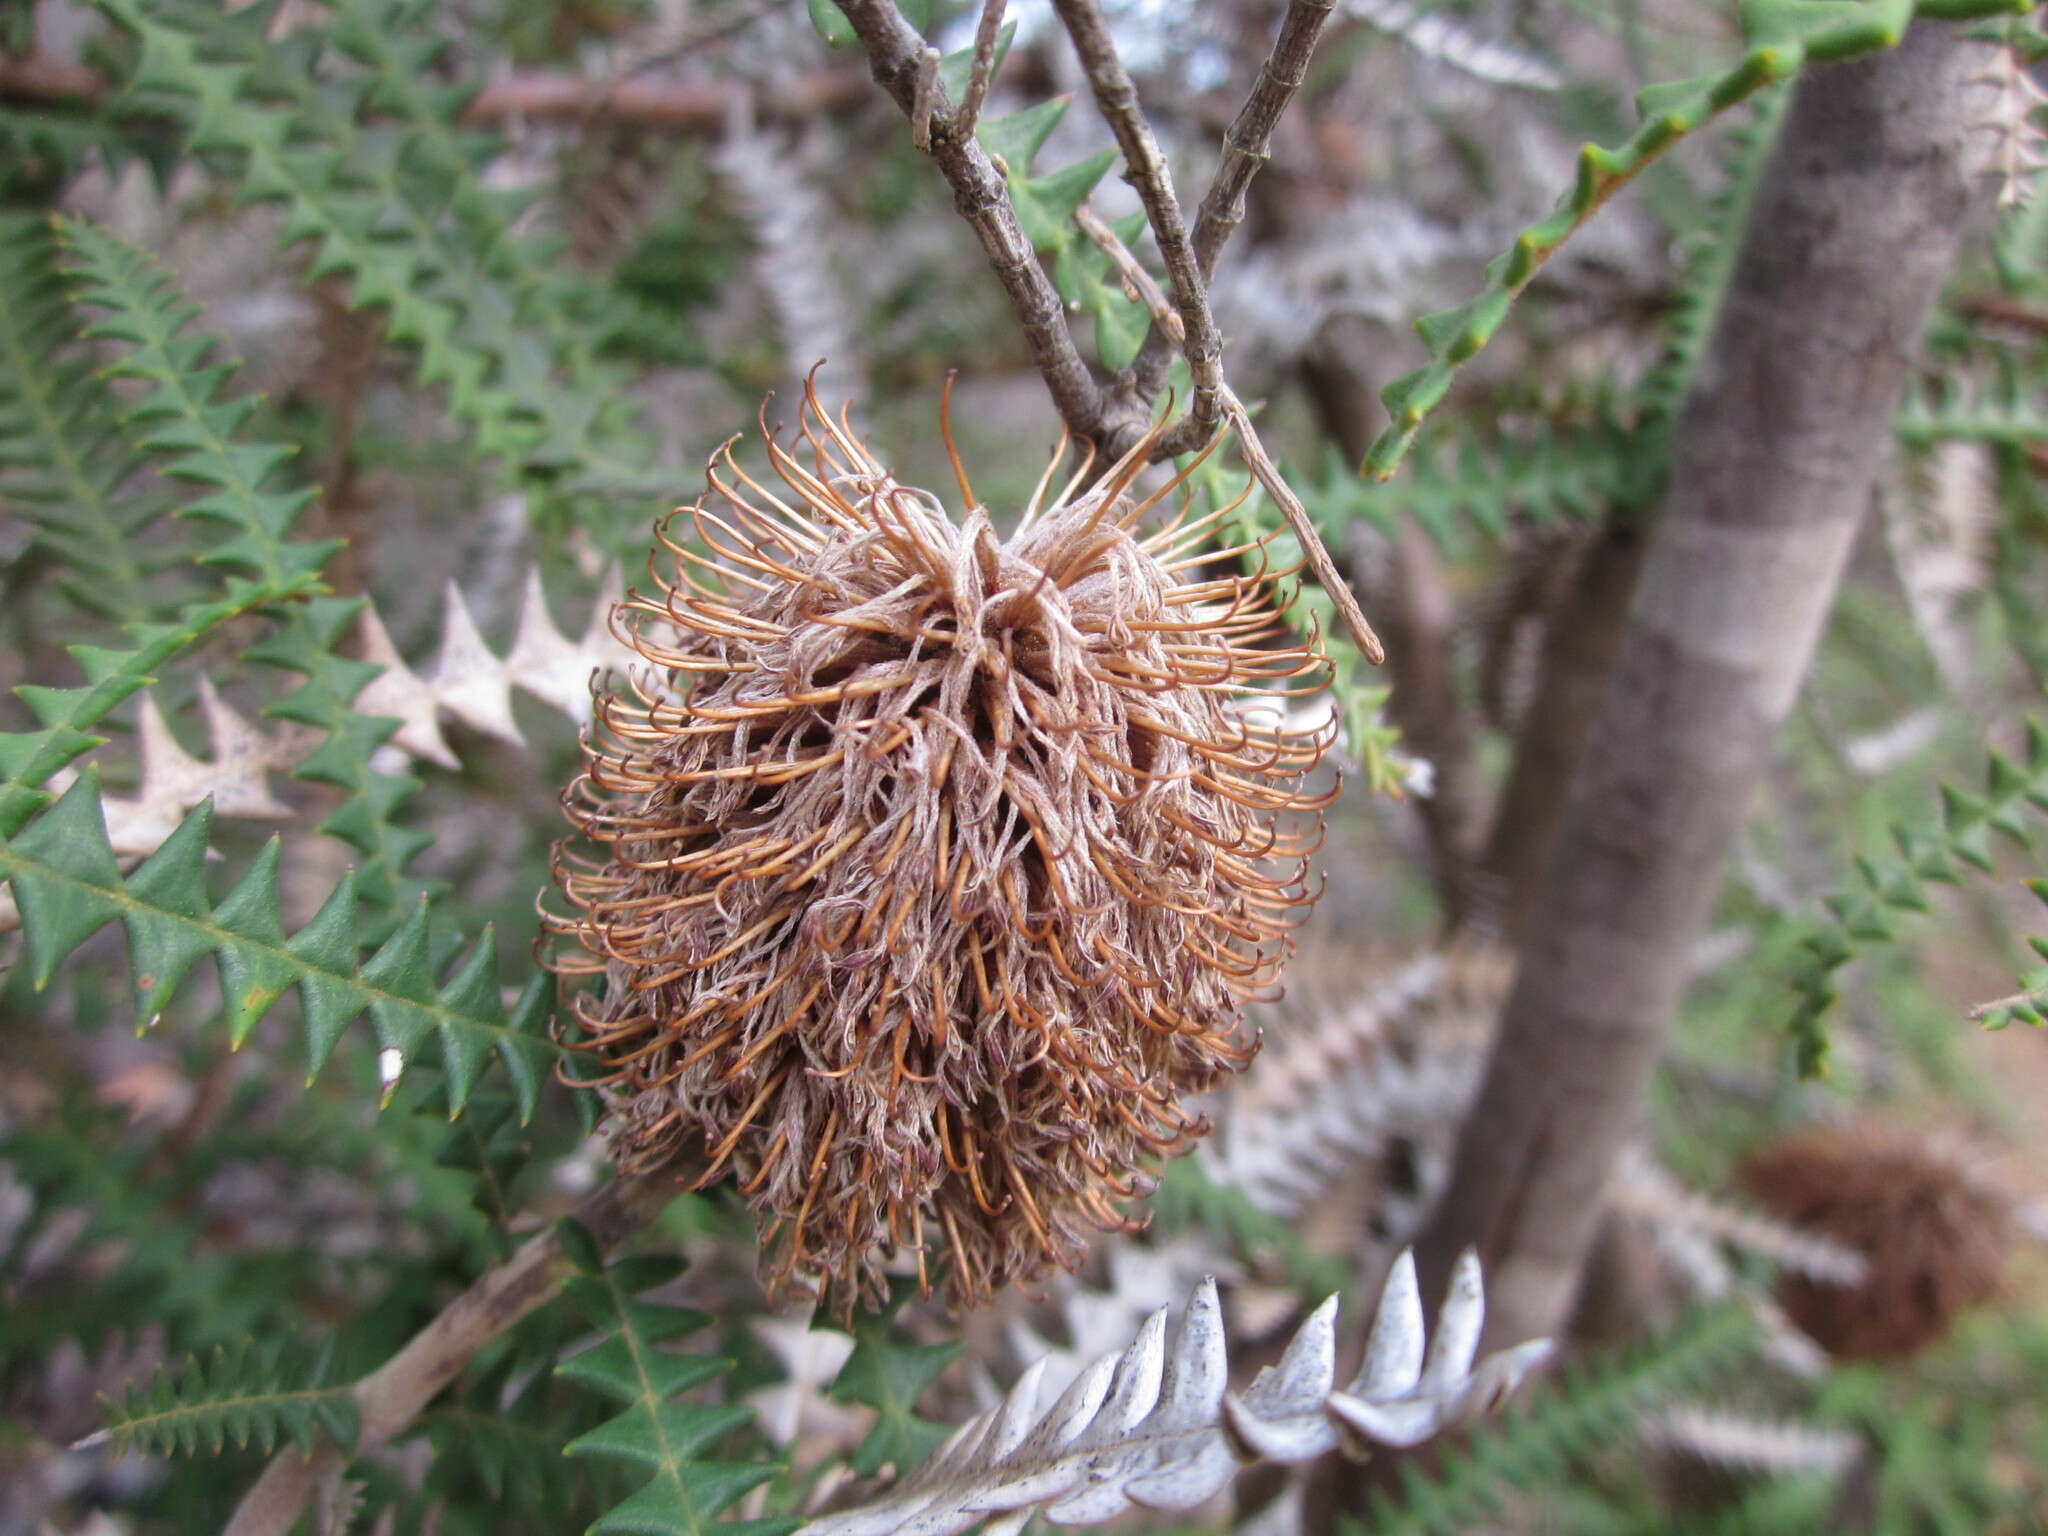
548, 381, 1337, 1312
1738, 1122, 2012, 1360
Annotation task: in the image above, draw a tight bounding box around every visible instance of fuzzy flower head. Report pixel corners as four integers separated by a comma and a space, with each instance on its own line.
549, 382, 1336, 1312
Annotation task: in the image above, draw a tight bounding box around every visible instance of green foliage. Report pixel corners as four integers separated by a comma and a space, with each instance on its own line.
1896, 367, 2048, 448
1305, 415, 1641, 558
419, 1080, 541, 1242
0, 1107, 269, 1360
556, 1231, 795, 1536
1802, 1308, 2048, 1532
0, 217, 562, 1112
2, 4, 2041, 1531
420, 1354, 620, 1524
0, 216, 333, 835
0, 213, 169, 619
976, 97, 1152, 371
827, 1301, 960, 1478
1648, 1309, 2048, 1534
1357, 1307, 1762, 1536
1783, 719, 2048, 1074
1362, 0, 2031, 479
97, 0, 657, 508
99, 1338, 358, 1459
50, 216, 440, 925
0, 778, 558, 1115
56, 213, 332, 594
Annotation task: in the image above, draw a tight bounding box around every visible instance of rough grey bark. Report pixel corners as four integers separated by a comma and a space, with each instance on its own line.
1478, 514, 1647, 936
1414, 24, 1994, 1350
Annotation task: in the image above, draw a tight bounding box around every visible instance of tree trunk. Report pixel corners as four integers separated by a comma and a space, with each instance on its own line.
1414, 23, 1992, 1351
1479, 513, 1647, 937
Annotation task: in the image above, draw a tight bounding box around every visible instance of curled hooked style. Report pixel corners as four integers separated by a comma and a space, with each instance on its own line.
548, 381, 1338, 1312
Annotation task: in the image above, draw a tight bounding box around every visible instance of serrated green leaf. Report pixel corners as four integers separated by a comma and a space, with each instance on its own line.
1088, 276, 1151, 372
211, 839, 298, 1041
0, 794, 562, 1102
568, 1402, 753, 1469
8, 772, 126, 988
559, 1247, 783, 1534
831, 1311, 960, 1478
1010, 150, 1117, 250
121, 800, 220, 1022
100, 1340, 359, 1461
977, 97, 1070, 178
1363, 1, 1975, 479
286, 872, 364, 1074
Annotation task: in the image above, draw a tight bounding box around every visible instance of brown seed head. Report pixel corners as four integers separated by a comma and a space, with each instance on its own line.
1738, 1121, 2012, 1360
547, 382, 1336, 1312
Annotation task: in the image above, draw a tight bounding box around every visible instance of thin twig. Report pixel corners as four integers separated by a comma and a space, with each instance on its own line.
1050, 0, 1225, 459
1076, 204, 1383, 663
1959, 293, 2048, 337
223, 1171, 678, 1536
1189, 0, 1337, 281
464, 66, 862, 127
1225, 389, 1385, 664
1968, 984, 2048, 1021
0, 51, 104, 101
831, 0, 1111, 445
955, 0, 1009, 141
1138, 0, 1336, 440
612, 0, 801, 75
1076, 201, 1181, 338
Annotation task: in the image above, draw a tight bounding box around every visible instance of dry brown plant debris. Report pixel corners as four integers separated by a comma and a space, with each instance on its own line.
549, 380, 1337, 1313
1738, 1121, 2014, 1360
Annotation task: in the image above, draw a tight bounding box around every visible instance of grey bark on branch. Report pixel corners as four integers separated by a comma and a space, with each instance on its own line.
1187, 0, 1336, 283
1409, 20, 1997, 1356
830, 0, 1113, 448
1050, 0, 1228, 455
1119, 0, 1335, 454
1119, 0, 1340, 459
954, 0, 1008, 141
223, 1171, 678, 1536
1477, 515, 1648, 935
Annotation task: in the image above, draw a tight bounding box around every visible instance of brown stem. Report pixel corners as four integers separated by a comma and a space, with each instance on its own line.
2, 42, 865, 131
831, 0, 1111, 447
1223, 391, 1385, 664
1957, 293, 2048, 337
1968, 984, 2048, 1021
224, 1171, 677, 1536
0, 52, 104, 102
1049, 0, 1225, 459
1075, 200, 1180, 338
463, 67, 862, 128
